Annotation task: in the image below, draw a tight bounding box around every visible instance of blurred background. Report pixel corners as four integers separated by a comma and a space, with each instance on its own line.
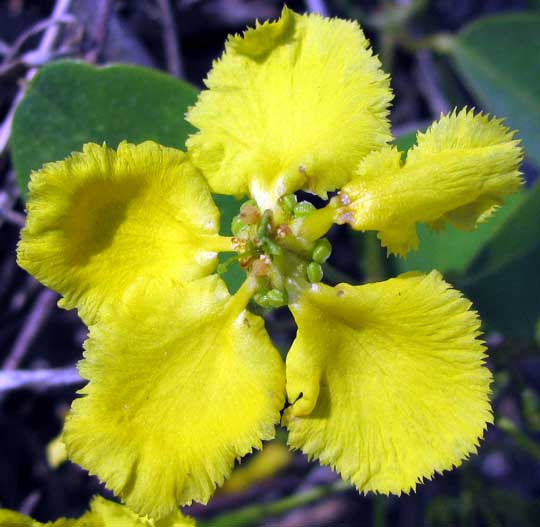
1, 1, 539, 526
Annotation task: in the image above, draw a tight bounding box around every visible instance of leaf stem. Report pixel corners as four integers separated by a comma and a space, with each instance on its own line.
498, 417, 540, 459
198, 480, 351, 527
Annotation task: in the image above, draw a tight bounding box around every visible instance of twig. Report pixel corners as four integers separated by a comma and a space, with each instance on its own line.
0, 89, 24, 160
0, 0, 73, 157
9, 276, 41, 313
0, 366, 82, 393
2, 14, 75, 64
38, 0, 73, 55
0, 189, 25, 228
0, 38, 11, 56
3, 289, 58, 371
85, 0, 113, 63
157, 0, 184, 77
415, 49, 451, 117
19, 491, 41, 516
305, 0, 329, 16
0, 206, 25, 227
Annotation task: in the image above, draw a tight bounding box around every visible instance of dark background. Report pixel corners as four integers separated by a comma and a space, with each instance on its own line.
1, 1, 539, 526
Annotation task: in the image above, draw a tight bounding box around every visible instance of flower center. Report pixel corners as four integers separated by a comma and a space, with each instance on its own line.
225, 195, 332, 308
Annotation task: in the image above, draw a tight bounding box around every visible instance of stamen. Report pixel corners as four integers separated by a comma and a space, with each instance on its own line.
239, 203, 261, 224
252, 255, 272, 277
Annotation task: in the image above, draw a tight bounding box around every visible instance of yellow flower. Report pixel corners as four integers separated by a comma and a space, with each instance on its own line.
17, 7, 522, 521
0, 495, 195, 526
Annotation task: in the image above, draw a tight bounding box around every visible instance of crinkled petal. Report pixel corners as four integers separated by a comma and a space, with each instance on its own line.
283, 272, 492, 495
91, 496, 196, 527
63, 275, 285, 519
18, 141, 231, 324
0, 495, 195, 526
187, 7, 392, 208
0, 509, 35, 526
337, 109, 523, 255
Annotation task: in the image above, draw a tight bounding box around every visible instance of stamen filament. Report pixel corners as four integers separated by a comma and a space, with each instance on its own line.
201, 234, 236, 253
296, 202, 337, 242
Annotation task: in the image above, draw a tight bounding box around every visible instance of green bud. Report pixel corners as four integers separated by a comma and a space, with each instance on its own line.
312, 238, 332, 263
253, 292, 272, 309
307, 261, 323, 283
294, 201, 316, 217
231, 215, 246, 236
266, 288, 289, 308
282, 194, 298, 213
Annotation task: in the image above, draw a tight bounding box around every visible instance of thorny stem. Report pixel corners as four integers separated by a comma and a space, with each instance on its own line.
198, 480, 351, 527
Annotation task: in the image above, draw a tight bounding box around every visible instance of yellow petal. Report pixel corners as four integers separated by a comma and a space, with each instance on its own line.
0, 509, 35, 526
187, 7, 392, 208
63, 275, 285, 519
17, 141, 231, 324
0, 495, 195, 526
284, 271, 492, 495
337, 109, 523, 255
90, 496, 196, 527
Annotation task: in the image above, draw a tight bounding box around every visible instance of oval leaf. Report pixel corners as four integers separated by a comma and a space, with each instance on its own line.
450, 13, 540, 166
460, 183, 540, 338
11, 61, 198, 197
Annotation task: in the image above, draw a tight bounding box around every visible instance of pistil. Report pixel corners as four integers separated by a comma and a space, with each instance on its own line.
226, 195, 334, 309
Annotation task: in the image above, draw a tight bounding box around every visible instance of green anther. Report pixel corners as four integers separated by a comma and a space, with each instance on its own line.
307, 261, 323, 283
294, 201, 316, 217
231, 215, 246, 236
264, 239, 283, 256
282, 194, 298, 213
312, 238, 332, 263
253, 292, 272, 309
266, 289, 289, 308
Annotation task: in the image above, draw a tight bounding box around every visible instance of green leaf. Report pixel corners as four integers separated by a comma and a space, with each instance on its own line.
459, 183, 540, 338
393, 131, 417, 153
396, 192, 526, 275
449, 13, 540, 166
214, 194, 246, 294
11, 61, 198, 196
